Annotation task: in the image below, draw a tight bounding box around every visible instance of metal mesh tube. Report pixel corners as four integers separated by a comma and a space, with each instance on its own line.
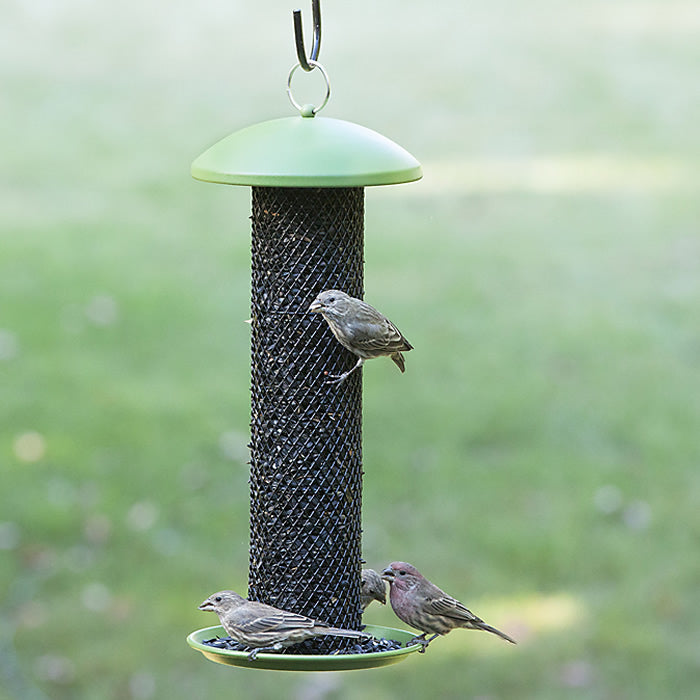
248, 186, 365, 649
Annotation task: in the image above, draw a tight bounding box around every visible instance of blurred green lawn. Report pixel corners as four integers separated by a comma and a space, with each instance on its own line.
2, 0, 700, 698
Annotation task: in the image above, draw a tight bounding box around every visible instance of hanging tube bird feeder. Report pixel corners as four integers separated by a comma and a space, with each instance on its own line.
187, 0, 422, 671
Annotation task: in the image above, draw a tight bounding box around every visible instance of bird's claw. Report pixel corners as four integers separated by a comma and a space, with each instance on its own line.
324, 372, 348, 385
409, 635, 431, 653
246, 644, 279, 661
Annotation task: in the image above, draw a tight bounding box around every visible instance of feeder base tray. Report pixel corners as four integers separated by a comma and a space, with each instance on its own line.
187, 624, 422, 671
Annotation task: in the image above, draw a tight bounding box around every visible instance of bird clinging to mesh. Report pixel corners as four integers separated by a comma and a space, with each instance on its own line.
360, 568, 387, 611
309, 290, 413, 384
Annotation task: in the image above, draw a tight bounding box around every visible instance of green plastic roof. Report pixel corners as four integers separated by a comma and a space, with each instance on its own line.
191, 115, 422, 187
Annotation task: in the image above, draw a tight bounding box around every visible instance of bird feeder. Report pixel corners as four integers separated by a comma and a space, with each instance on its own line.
187, 0, 422, 671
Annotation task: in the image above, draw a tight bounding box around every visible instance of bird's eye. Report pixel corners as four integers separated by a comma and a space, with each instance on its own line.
398, 570, 406, 576
214, 596, 222, 602
328, 296, 336, 303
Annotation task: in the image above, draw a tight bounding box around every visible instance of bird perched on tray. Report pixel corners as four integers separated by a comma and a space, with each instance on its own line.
198, 590, 368, 660
308, 289, 413, 384
381, 562, 516, 652
360, 569, 387, 611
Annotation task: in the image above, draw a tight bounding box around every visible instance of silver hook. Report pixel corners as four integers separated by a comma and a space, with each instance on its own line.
293, 0, 321, 72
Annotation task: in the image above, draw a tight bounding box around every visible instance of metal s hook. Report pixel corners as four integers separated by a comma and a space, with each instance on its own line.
288, 0, 330, 114
293, 0, 321, 72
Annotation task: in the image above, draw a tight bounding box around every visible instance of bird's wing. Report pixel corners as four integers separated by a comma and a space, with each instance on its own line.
236, 608, 316, 635
427, 596, 484, 624
352, 316, 410, 353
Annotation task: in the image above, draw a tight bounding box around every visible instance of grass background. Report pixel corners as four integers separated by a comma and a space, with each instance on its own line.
2, 0, 700, 698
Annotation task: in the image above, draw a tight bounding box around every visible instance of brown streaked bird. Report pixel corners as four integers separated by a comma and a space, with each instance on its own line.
198, 590, 368, 660
381, 562, 516, 652
309, 289, 413, 384
360, 569, 387, 611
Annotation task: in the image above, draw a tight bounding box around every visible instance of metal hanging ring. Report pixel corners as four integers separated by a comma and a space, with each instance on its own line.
287, 60, 331, 115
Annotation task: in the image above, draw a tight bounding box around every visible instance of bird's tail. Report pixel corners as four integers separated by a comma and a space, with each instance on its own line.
321, 626, 368, 639
475, 621, 517, 644
391, 352, 406, 373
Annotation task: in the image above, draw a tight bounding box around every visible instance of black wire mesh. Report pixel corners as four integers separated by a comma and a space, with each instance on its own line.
248, 186, 365, 652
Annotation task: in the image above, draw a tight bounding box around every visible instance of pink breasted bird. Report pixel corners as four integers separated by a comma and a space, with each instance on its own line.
381, 561, 516, 652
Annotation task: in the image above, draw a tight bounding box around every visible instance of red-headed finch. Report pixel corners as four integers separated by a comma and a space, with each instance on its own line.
198, 590, 367, 660
361, 569, 387, 611
381, 562, 516, 652
309, 290, 413, 384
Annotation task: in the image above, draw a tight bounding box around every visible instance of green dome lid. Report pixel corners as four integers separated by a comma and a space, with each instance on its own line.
191, 114, 422, 187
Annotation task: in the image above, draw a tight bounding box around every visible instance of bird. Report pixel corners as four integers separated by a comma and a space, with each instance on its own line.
198, 590, 368, 660
308, 290, 413, 384
360, 569, 387, 611
381, 562, 516, 652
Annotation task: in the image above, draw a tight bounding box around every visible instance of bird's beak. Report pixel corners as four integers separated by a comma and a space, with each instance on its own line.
381, 567, 395, 583
308, 300, 323, 313
198, 599, 214, 611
